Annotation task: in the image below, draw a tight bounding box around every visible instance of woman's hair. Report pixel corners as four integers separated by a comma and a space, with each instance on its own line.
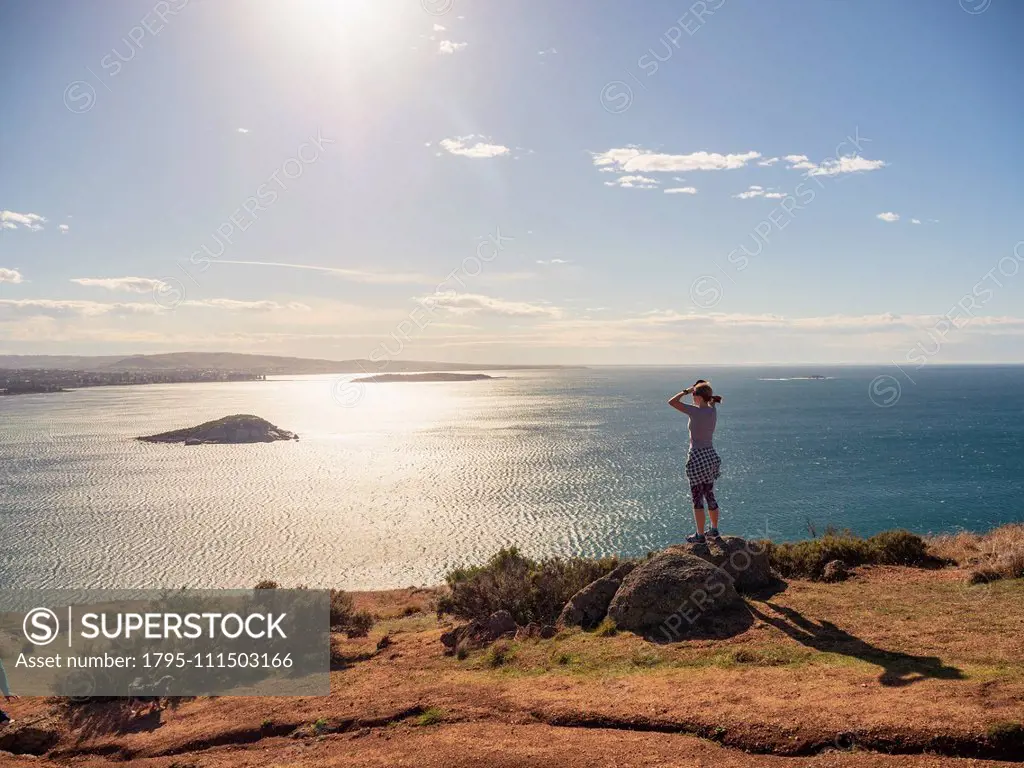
693, 381, 722, 404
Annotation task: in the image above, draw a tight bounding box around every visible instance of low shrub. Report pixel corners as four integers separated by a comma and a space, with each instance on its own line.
436, 547, 621, 625
765, 529, 930, 579
254, 580, 279, 590
486, 641, 514, 667
417, 707, 445, 726
868, 529, 930, 566
764, 535, 873, 579
329, 589, 375, 637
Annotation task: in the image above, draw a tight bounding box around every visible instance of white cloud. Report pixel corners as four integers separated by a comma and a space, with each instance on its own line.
733, 185, 785, 200
438, 40, 467, 54
911, 218, 922, 225
237, 128, 249, 134
0, 268, 23, 284
0, 299, 162, 317
783, 153, 886, 176
71, 276, 168, 293
733, 185, 763, 199
538, 47, 557, 55
536, 258, 571, 265
58, 224, 69, 234
439, 136, 510, 159
417, 292, 562, 318
0, 296, 308, 318
809, 155, 886, 176
783, 154, 815, 171
0, 211, 46, 231
876, 212, 900, 223
433, 23, 446, 31
664, 187, 698, 195
603, 174, 659, 189
182, 299, 310, 312
757, 157, 780, 167
591, 148, 762, 173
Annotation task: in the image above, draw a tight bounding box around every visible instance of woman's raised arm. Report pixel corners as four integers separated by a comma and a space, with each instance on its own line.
668, 388, 692, 413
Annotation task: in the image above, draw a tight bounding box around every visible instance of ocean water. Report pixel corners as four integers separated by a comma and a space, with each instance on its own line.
1, 366, 1023, 590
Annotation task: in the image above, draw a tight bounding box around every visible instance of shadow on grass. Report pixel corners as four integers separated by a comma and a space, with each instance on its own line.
749, 603, 965, 687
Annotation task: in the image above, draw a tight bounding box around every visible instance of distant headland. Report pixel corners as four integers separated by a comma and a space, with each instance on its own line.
353, 373, 497, 383
0, 352, 576, 394
137, 414, 298, 445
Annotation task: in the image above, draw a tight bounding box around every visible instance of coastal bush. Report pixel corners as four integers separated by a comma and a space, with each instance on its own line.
329, 589, 375, 637
764, 529, 930, 579
436, 547, 621, 625
763, 535, 873, 579
868, 529, 930, 566
929, 524, 1024, 582
254, 580, 279, 590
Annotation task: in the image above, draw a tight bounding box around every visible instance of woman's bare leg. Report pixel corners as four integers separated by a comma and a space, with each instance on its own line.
693, 507, 706, 535
708, 507, 720, 530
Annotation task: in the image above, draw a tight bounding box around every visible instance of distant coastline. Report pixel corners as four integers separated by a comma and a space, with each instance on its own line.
0, 352, 576, 395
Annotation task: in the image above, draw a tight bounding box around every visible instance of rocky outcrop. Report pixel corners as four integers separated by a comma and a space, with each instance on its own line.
606, 551, 739, 636
440, 610, 517, 654
558, 562, 637, 629
138, 414, 298, 445
667, 536, 775, 592
515, 622, 558, 640
822, 560, 850, 582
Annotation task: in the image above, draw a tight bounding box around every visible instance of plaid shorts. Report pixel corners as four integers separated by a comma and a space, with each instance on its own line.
685, 446, 721, 486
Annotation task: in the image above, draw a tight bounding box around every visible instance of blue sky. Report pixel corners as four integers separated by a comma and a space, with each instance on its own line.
1, 0, 1022, 364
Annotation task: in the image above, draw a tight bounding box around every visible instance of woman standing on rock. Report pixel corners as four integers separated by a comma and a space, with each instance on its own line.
668, 379, 724, 544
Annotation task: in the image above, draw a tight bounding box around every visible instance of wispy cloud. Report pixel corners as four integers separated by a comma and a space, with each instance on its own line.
182, 299, 310, 312
0, 211, 46, 231
438, 40, 467, 54
71, 276, 169, 293
0, 297, 308, 317
876, 211, 900, 222
786, 154, 886, 176
592, 148, 762, 173
432, 23, 446, 31
417, 292, 562, 318
536, 258, 571, 265
733, 185, 785, 200
757, 157, 780, 167
58, 224, 70, 234
215, 259, 432, 284
0, 268, 24, 284
664, 186, 698, 195
0, 299, 162, 317
439, 136, 510, 159
911, 218, 922, 225
237, 128, 250, 134
603, 174, 658, 189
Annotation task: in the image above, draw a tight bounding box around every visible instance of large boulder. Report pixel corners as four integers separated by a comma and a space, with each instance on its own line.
667, 536, 773, 592
822, 559, 850, 582
607, 551, 739, 637
558, 561, 637, 629
440, 610, 517, 654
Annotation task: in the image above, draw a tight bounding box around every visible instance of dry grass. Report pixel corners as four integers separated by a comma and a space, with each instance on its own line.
928, 524, 1024, 582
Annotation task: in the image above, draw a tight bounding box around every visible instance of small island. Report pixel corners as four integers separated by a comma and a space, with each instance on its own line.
353, 373, 497, 383
137, 414, 298, 445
